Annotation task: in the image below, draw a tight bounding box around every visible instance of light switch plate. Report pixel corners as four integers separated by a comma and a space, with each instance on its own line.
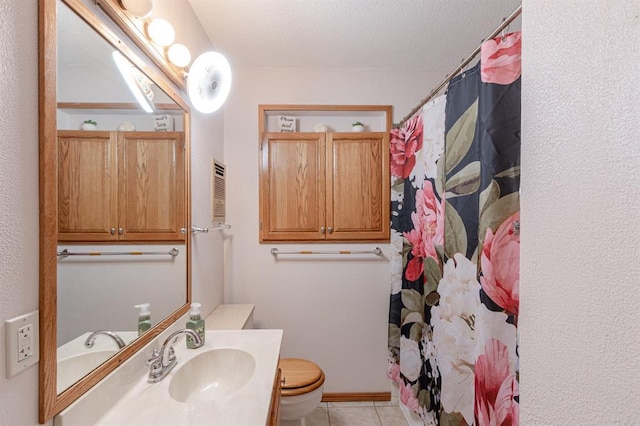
5, 310, 39, 378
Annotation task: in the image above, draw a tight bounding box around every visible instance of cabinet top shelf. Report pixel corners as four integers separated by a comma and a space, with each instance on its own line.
259, 104, 392, 134
57, 102, 184, 116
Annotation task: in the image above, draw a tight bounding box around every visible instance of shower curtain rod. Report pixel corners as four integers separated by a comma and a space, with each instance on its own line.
395, 5, 522, 128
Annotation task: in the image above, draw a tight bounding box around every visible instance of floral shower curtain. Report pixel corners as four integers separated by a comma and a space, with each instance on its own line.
388, 32, 521, 426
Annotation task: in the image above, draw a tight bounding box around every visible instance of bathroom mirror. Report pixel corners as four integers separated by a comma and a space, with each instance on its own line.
39, 0, 191, 422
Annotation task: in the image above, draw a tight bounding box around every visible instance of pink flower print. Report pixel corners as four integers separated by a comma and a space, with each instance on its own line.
390, 114, 424, 179
480, 211, 520, 316
475, 339, 519, 426
481, 31, 522, 85
387, 360, 401, 384
399, 381, 421, 413
403, 183, 444, 281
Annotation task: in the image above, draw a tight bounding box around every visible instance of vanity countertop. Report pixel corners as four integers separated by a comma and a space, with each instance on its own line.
205, 303, 255, 330
56, 329, 282, 426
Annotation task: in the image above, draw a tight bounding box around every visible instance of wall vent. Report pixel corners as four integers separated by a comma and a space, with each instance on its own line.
211, 159, 226, 223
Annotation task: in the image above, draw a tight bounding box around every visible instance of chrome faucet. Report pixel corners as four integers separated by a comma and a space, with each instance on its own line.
84, 330, 126, 349
147, 329, 203, 383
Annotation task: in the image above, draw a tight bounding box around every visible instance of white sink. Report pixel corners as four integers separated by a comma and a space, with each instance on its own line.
55, 329, 284, 426
57, 350, 117, 394
169, 348, 256, 403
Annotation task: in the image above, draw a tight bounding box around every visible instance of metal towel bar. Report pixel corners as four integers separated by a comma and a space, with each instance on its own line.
57, 248, 179, 259
192, 224, 231, 234
270, 247, 382, 256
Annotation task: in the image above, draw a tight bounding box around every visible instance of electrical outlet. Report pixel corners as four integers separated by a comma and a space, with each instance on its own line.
5, 310, 39, 378
17, 324, 34, 361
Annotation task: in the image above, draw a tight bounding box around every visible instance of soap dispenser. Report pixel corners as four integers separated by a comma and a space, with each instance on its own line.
186, 302, 205, 349
134, 303, 151, 336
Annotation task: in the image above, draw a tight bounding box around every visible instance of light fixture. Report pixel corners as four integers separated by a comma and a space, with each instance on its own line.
146, 18, 175, 47
167, 43, 192, 68
112, 51, 155, 113
120, 0, 153, 18
187, 51, 232, 113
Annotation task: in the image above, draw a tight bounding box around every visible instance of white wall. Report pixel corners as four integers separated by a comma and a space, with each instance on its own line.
0, 1, 223, 424
223, 67, 443, 392
0, 1, 41, 424
520, 1, 640, 424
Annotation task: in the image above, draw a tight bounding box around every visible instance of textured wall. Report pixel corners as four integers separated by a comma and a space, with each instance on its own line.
0, 0, 43, 424
520, 1, 640, 424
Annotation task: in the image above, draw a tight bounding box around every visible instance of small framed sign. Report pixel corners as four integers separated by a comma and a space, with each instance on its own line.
277, 115, 296, 132
154, 114, 174, 131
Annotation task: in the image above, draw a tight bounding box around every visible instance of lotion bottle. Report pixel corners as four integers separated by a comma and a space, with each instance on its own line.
134, 303, 151, 336
186, 302, 205, 348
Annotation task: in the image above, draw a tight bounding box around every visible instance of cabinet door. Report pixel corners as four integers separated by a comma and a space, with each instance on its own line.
57, 131, 118, 241
260, 133, 326, 242
326, 132, 390, 240
117, 132, 186, 241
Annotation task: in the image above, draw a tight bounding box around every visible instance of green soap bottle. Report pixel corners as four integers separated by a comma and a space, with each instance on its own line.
134, 303, 151, 336
186, 302, 205, 349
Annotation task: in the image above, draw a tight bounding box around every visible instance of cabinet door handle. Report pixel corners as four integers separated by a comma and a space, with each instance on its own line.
320, 227, 325, 234
180, 228, 187, 234
110, 227, 116, 235
118, 227, 124, 235
327, 227, 334, 234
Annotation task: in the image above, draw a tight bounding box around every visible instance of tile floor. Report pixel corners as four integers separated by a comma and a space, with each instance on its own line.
300, 401, 408, 426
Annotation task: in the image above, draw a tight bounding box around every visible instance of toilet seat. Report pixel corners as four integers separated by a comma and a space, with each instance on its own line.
279, 358, 325, 397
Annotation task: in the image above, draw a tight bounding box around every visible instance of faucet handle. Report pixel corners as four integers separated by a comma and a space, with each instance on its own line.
147, 349, 161, 365
147, 349, 163, 375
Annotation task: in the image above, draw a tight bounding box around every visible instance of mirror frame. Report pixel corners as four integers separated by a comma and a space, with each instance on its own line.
38, 0, 191, 422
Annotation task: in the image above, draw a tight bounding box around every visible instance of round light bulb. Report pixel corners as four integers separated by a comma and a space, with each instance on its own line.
167, 43, 192, 68
121, 0, 153, 18
147, 19, 175, 47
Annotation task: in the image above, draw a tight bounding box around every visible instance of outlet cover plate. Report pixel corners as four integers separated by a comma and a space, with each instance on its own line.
5, 310, 39, 378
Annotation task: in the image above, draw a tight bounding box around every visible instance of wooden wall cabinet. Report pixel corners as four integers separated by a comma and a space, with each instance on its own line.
260, 131, 390, 242
57, 130, 186, 242
258, 105, 391, 243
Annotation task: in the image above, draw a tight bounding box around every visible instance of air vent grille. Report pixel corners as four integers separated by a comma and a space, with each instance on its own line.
212, 159, 225, 222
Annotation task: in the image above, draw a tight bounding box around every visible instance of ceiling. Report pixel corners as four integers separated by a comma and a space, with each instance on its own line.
187, 0, 521, 72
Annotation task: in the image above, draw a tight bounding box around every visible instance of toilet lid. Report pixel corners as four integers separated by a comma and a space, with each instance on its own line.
279, 358, 323, 389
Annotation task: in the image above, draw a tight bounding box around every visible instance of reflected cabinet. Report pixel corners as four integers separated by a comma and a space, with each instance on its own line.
57, 130, 186, 242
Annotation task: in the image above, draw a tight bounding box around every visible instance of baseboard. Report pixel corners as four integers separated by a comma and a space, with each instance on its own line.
321, 392, 391, 402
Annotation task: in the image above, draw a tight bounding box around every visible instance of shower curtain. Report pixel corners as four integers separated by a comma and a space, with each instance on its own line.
388, 31, 521, 426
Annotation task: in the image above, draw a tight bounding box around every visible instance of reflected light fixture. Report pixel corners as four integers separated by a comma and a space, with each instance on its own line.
147, 18, 175, 47
121, 0, 153, 18
168, 43, 192, 68
112, 51, 155, 113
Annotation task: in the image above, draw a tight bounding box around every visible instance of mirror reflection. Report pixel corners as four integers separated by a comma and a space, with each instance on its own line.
55, 0, 188, 394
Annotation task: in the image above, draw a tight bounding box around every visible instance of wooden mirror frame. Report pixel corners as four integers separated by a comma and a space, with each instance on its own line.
38, 0, 191, 422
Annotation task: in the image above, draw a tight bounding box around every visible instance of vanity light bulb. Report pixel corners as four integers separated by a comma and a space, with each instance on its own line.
168, 44, 192, 68
121, 0, 153, 18
147, 19, 175, 47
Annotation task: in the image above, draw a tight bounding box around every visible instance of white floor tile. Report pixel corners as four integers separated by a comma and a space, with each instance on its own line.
376, 405, 409, 426
328, 406, 382, 426
304, 403, 330, 426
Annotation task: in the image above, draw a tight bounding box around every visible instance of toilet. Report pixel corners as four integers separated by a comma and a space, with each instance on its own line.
279, 358, 325, 426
